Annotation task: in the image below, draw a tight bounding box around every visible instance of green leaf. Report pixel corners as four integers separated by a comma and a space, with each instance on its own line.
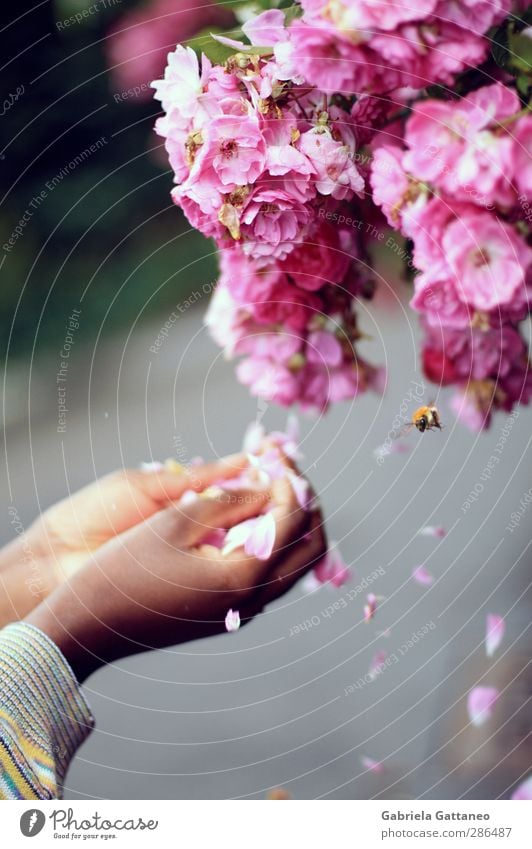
508, 30, 532, 74
491, 22, 510, 68
185, 27, 245, 63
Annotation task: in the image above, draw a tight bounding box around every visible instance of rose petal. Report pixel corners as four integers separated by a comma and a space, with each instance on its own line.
485, 614, 505, 658
287, 470, 310, 509
467, 686, 499, 727
314, 545, 351, 587
412, 565, 434, 586
223, 512, 276, 561
360, 756, 384, 774
243, 421, 265, 454
225, 609, 241, 632
369, 650, 388, 680
418, 525, 446, 538
512, 776, 532, 800
364, 593, 378, 622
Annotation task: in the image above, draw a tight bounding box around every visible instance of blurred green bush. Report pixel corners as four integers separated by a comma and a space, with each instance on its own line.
0, 0, 217, 362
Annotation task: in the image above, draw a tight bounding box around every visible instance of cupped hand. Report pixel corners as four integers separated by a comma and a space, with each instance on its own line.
27, 469, 326, 681
0, 456, 248, 625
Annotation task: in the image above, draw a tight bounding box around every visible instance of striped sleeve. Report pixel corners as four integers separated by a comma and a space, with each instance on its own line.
0, 621, 94, 800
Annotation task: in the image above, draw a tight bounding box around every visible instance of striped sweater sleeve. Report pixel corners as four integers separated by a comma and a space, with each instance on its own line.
0, 621, 94, 800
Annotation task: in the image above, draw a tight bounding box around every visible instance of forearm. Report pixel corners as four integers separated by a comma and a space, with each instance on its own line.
0, 558, 55, 629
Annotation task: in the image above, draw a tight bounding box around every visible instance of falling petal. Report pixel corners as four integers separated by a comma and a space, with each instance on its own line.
360, 756, 384, 774
467, 686, 499, 727
243, 421, 265, 454
140, 461, 164, 472
314, 545, 351, 588
222, 512, 276, 561
364, 593, 378, 622
270, 414, 302, 460
512, 776, 532, 800
418, 525, 446, 539
369, 650, 388, 680
412, 565, 434, 586
248, 447, 286, 483
287, 471, 310, 510
301, 572, 322, 594
377, 628, 392, 639
225, 609, 241, 632
485, 614, 505, 658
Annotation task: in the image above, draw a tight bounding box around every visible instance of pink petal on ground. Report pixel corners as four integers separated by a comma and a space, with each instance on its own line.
512, 776, 532, 800
364, 593, 378, 622
222, 513, 276, 560
412, 565, 434, 586
418, 525, 446, 538
287, 471, 310, 509
360, 756, 384, 774
314, 545, 351, 588
369, 650, 388, 680
485, 614, 505, 658
467, 686, 499, 727
225, 609, 241, 632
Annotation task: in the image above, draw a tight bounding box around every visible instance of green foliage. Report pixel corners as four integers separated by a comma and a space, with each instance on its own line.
0, 2, 217, 362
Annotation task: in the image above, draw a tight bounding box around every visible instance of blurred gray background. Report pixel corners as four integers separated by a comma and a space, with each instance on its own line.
2, 294, 530, 801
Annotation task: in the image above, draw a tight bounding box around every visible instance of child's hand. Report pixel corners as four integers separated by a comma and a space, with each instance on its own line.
27, 470, 326, 681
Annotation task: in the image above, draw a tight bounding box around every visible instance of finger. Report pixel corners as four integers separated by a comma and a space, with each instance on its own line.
148, 486, 271, 548
40, 454, 251, 550
134, 453, 250, 503
202, 475, 311, 596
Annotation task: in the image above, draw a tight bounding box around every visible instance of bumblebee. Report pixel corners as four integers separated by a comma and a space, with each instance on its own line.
411, 404, 443, 433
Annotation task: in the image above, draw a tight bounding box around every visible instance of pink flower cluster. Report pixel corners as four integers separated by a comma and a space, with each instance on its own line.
288, 0, 511, 94
153, 2, 531, 427
371, 83, 532, 429
153, 11, 384, 411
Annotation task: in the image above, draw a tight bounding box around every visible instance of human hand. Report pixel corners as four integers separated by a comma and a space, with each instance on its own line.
27, 465, 326, 681
0, 455, 248, 623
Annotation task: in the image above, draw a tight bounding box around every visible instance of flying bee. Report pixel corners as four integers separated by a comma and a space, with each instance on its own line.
393, 402, 444, 439
411, 403, 443, 433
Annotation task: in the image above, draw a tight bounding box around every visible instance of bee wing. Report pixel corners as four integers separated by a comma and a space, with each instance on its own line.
393, 422, 415, 439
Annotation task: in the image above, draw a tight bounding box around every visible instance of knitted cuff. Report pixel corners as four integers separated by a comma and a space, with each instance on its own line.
0, 621, 93, 797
